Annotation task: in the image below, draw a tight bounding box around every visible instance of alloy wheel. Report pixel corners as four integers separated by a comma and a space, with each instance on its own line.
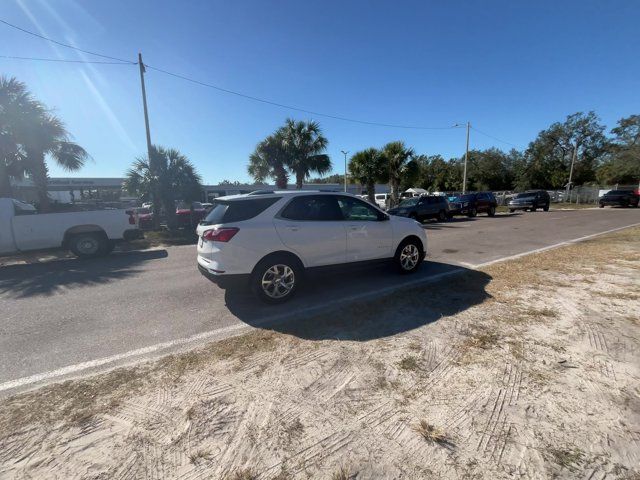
400, 244, 420, 271
261, 264, 295, 299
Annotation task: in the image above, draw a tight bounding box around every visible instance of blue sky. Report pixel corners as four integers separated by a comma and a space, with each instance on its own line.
2, 0, 639, 183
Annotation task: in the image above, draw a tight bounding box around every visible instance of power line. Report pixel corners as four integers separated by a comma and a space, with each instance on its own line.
0, 19, 136, 64
145, 64, 461, 130
470, 126, 520, 148
1, 17, 520, 142
0, 54, 133, 65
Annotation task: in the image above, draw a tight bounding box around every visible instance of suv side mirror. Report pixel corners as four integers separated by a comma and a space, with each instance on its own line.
378, 212, 389, 221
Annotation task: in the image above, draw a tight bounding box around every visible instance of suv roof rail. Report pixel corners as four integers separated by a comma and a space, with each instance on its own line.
248, 190, 275, 195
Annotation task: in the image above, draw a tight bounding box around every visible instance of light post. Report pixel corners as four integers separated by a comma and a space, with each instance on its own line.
341, 150, 349, 192
453, 122, 470, 194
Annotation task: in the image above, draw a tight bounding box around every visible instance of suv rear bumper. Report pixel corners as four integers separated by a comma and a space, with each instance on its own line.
197, 263, 249, 289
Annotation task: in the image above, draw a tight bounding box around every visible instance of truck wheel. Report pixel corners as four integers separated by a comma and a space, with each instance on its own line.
599, 203, 604, 208
543, 203, 550, 212
509, 208, 515, 213
467, 207, 477, 218
488, 206, 496, 217
69, 233, 108, 258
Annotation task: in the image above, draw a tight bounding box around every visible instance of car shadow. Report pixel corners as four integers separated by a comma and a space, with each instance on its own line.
223, 261, 491, 341
0, 250, 168, 299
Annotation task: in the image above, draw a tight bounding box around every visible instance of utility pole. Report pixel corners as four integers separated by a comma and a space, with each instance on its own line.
138, 53, 158, 228
566, 142, 577, 201
341, 150, 349, 192
138, 53, 152, 159
462, 121, 470, 194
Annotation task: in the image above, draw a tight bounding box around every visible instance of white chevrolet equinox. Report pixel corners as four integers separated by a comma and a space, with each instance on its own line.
196, 191, 427, 303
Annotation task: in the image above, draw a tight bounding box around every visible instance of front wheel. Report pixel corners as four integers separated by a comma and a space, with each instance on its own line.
488, 206, 496, 217
69, 233, 108, 258
543, 203, 550, 212
437, 210, 447, 222
394, 238, 423, 274
599, 203, 605, 208
509, 208, 515, 213
251, 256, 302, 304
467, 207, 477, 218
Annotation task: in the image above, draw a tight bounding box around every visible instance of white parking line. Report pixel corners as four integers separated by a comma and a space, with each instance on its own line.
470, 221, 640, 269
0, 267, 464, 393
2, 221, 639, 394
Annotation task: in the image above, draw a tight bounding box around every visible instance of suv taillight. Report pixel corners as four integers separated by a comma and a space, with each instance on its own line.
202, 227, 239, 242
128, 213, 136, 225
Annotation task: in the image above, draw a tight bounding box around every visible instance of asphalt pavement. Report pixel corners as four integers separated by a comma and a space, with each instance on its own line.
1, 208, 638, 393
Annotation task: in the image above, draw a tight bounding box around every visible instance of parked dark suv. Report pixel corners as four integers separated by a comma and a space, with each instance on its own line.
508, 190, 550, 212
598, 189, 639, 208
447, 192, 498, 217
388, 195, 450, 222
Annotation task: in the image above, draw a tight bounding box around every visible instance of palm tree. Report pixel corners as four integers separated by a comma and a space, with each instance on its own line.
0, 76, 88, 209
279, 119, 331, 188
382, 141, 416, 207
0, 77, 40, 197
247, 133, 289, 189
124, 146, 202, 229
348, 148, 386, 203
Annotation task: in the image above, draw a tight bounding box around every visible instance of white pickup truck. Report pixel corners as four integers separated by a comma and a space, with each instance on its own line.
0, 198, 141, 258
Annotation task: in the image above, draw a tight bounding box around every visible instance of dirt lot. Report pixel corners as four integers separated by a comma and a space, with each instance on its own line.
1, 228, 639, 479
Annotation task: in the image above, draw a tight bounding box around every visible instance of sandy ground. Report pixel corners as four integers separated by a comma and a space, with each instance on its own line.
1, 228, 639, 479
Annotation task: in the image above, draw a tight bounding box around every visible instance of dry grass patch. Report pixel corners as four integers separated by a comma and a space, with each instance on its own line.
331, 465, 357, 480
226, 468, 258, 480
544, 446, 585, 472
398, 355, 421, 371
413, 420, 454, 448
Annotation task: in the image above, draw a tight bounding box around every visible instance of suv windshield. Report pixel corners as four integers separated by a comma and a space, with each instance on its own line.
398, 198, 419, 207
201, 197, 280, 225
450, 194, 473, 202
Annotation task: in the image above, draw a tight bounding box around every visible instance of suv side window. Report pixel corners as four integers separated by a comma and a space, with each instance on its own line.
337, 196, 382, 221
280, 195, 343, 221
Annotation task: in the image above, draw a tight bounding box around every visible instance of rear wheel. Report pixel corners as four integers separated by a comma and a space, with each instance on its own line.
394, 238, 423, 274
509, 208, 515, 213
488, 206, 496, 217
599, 203, 605, 208
437, 210, 447, 222
543, 203, 550, 212
251, 255, 302, 304
69, 233, 108, 258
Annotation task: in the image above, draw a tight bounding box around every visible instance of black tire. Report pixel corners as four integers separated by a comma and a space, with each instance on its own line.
251, 254, 303, 304
543, 203, 550, 212
488, 206, 496, 217
530, 205, 537, 212
68, 233, 108, 258
437, 210, 447, 222
467, 207, 477, 218
599, 203, 604, 208
509, 208, 515, 213
394, 238, 424, 274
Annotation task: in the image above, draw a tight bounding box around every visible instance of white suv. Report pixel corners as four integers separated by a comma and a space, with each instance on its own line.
196, 191, 427, 303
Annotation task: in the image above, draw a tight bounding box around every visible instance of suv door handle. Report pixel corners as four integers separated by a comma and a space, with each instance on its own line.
348, 225, 360, 231
286, 225, 299, 231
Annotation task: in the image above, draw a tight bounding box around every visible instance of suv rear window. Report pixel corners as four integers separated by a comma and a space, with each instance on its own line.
202, 197, 280, 224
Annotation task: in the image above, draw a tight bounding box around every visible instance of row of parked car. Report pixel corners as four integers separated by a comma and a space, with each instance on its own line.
128, 201, 214, 229
379, 190, 553, 223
